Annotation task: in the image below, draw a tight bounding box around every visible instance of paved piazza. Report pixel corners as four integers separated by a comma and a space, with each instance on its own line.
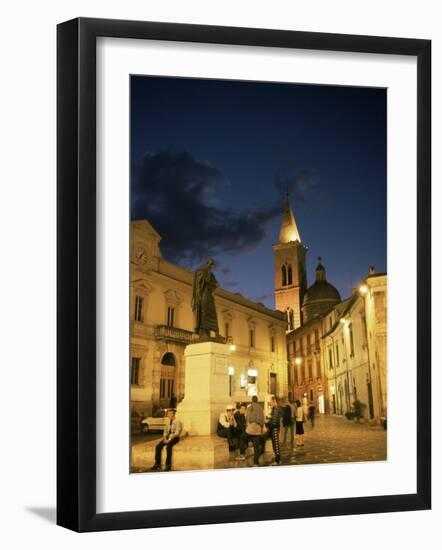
249, 414, 387, 468
132, 414, 387, 473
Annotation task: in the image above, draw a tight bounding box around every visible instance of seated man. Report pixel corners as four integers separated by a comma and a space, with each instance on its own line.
150, 409, 182, 472
216, 405, 238, 450
233, 403, 247, 448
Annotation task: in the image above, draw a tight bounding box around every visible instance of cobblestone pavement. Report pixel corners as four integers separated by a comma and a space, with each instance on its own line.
231, 414, 387, 469
131, 415, 387, 473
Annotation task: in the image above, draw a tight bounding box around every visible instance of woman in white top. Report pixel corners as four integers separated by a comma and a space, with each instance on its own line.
295, 400, 305, 446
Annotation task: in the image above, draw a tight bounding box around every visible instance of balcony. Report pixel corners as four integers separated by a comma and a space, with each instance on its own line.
154, 324, 194, 344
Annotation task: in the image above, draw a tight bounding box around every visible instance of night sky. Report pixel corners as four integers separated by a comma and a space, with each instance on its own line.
131, 76, 386, 309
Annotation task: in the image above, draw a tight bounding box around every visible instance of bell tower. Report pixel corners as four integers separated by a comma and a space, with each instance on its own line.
273, 191, 308, 330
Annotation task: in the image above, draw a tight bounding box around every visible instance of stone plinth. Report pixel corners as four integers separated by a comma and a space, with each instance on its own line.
132, 341, 233, 470
131, 435, 232, 471
177, 341, 231, 436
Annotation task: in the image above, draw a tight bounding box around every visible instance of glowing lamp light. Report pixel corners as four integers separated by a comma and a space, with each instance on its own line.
226, 336, 236, 352
340, 318, 346, 324
228, 366, 235, 376
359, 285, 368, 295
295, 357, 302, 366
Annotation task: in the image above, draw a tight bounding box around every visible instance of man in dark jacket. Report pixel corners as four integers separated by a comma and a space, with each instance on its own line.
282, 400, 295, 446
267, 395, 282, 465
234, 403, 247, 436
308, 402, 316, 428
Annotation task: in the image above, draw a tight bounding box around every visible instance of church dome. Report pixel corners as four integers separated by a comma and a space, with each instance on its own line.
303, 280, 341, 306
302, 258, 341, 322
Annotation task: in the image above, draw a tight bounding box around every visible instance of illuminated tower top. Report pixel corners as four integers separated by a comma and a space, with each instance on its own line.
273, 191, 307, 330
279, 191, 301, 244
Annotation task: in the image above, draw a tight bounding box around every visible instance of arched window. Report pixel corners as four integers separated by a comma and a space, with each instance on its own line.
281, 265, 287, 286
160, 353, 176, 400
287, 264, 293, 285
161, 352, 176, 366
288, 309, 295, 331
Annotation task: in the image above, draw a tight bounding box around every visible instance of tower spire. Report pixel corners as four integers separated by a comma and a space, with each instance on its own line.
279, 190, 301, 243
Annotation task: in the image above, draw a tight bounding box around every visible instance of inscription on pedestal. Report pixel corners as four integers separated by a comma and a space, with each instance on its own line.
214, 357, 227, 374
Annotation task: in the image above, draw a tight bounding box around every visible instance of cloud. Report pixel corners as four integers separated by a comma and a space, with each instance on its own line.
275, 169, 320, 203
132, 151, 280, 264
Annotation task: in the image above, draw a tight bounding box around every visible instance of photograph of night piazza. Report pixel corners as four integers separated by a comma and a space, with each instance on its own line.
129, 76, 387, 474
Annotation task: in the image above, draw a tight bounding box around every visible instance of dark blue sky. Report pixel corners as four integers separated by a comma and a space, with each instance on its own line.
131, 76, 386, 309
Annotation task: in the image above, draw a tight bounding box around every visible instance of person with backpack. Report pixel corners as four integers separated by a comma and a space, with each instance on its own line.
235, 397, 265, 466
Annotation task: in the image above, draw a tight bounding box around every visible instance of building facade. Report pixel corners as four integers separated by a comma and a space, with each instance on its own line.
321, 273, 387, 421
274, 193, 342, 413
285, 262, 342, 412
277, 194, 387, 422
131, 220, 288, 416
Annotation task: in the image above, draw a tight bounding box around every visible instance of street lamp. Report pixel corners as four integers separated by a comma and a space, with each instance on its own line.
359, 284, 368, 295
295, 357, 302, 366
228, 366, 235, 397
226, 336, 236, 352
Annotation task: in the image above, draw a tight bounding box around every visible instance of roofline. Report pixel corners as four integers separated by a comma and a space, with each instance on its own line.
321, 295, 359, 338
154, 257, 286, 323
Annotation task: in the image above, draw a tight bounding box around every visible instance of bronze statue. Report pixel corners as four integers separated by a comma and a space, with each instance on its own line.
191, 258, 221, 340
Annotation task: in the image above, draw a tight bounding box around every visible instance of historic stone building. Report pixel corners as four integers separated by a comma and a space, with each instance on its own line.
275, 194, 387, 422
285, 260, 342, 411
273, 193, 341, 410
321, 273, 387, 421
131, 193, 387, 423
130, 220, 288, 416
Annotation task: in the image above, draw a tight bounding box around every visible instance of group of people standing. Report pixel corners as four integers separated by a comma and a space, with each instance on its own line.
149, 396, 316, 472
216, 396, 276, 465
217, 396, 315, 466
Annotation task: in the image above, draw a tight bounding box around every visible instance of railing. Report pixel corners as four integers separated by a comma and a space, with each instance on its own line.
154, 324, 194, 344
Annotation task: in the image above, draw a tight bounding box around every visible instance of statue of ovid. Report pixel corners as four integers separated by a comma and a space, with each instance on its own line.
191, 257, 222, 341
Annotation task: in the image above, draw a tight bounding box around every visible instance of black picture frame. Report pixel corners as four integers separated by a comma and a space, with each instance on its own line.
57, 17, 431, 532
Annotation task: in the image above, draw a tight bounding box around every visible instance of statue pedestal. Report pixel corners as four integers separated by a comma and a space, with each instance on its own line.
178, 341, 231, 435
174, 341, 232, 468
